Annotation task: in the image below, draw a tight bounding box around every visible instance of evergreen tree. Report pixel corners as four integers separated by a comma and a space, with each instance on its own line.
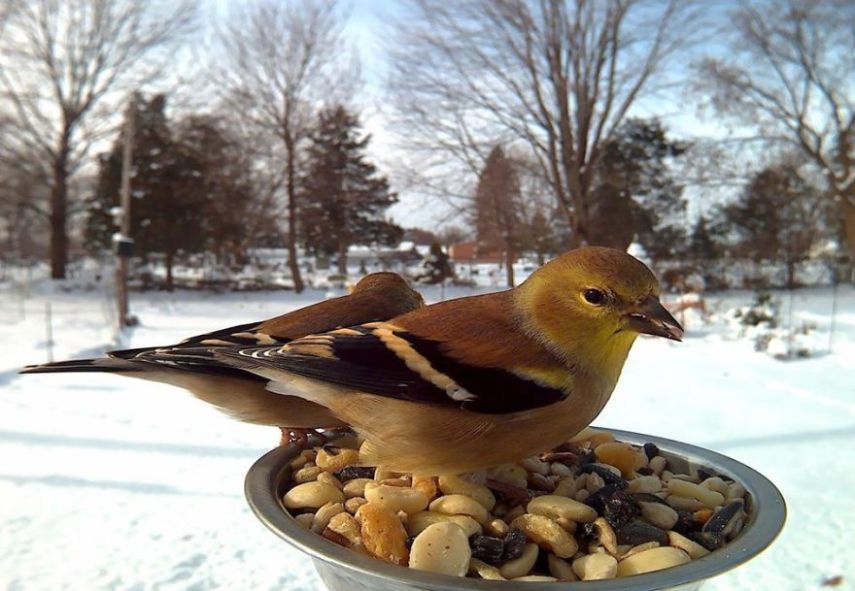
175, 115, 262, 266
720, 164, 829, 287
473, 146, 523, 287
300, 106, 402, 274
529, 209, 557, 266
588, 119, 688, 259
85, 95, 207, 290
687, 215, 719, 261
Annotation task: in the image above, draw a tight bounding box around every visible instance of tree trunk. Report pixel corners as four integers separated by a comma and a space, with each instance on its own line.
337, 238, 348, 275
841, 194, 855, 259
505, 248, 515, 288
165, 250, 174, 291
786, 258, 796, 289
49, 133, 71, 280
284, 134, 305, 293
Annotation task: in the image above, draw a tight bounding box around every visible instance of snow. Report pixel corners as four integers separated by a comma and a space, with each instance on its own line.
1, 283, 853, 590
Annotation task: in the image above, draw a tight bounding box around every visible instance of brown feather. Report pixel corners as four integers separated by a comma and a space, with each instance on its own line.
392, 290, 562, 372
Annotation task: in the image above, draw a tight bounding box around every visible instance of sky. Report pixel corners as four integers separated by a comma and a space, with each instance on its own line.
0, 0, 752, 233
329, 0, 746, 229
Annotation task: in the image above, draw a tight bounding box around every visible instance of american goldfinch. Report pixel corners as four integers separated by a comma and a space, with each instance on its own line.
21, 272, 424, 443
207, 246, 682, 474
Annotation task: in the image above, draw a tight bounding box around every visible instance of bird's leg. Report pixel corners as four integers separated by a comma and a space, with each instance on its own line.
279, 427, 313, 449
485, 478, 532, 505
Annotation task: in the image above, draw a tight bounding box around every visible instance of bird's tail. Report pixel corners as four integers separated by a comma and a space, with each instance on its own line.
19, 357, 142, 375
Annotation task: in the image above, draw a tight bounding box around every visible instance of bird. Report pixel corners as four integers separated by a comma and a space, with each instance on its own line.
20, 272, 425, 446
203, 246, 683, 474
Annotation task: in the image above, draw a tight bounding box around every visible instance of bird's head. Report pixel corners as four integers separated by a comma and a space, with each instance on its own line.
517, 247, 682, 377
354, 272, 425, 308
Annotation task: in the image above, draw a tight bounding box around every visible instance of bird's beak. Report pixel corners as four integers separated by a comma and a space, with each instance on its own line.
624, 296, 684, 341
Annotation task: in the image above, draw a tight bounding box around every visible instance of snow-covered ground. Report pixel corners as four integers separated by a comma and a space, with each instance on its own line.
0, 283, 853, 590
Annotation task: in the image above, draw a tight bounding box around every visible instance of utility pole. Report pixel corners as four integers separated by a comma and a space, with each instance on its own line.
114, 98, 135, 330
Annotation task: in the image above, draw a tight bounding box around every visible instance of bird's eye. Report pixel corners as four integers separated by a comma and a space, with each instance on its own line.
583, 289, 606, 305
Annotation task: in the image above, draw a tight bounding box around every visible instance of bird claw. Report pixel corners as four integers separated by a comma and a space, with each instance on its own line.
280, 428, 312, 449
278, 426, 354, 448
485, 478, 533, 505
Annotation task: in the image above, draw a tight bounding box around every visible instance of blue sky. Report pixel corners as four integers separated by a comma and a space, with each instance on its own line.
205, 0, 745, 230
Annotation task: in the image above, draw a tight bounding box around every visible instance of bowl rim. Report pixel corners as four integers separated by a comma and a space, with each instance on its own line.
245, 427, 786, 590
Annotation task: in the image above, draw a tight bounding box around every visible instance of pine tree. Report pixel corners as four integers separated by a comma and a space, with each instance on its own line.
473, 146, 523, 287
720, 164, 829, 287
175, 115, 261, 266
300, 106, 402, 274
527, 209, 557, 266
85, 94, 207, 290
687, 215, 718, 261
588, 119, 687, 259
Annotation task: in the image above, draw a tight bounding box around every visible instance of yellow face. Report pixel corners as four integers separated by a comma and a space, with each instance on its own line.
517, 247, 681, 374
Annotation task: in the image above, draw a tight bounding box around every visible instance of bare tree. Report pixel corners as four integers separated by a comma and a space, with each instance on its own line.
697, 0, 855, 257
217, 0, 354, 293
389, 0, 702, 247
0, 0, 196, 279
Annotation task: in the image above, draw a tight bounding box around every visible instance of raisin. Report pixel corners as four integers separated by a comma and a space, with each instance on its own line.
335, 466, 375, 480
580, 463, 628, 489
501, 528, 527, 561
671, 510, 698, 535
470, 535, 504, 565
617, 520, 669, 546
643, 442, 660, 460
586, 486, 639, 529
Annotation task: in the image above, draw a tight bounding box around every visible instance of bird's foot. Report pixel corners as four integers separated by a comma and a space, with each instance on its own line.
485, 478, 532, 505
280, 428, 313, 449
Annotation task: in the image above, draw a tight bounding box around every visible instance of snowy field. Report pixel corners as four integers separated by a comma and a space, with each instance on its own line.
0, 282, 853, 590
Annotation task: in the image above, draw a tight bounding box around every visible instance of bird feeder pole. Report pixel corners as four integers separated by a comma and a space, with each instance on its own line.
116, 98, 135, 330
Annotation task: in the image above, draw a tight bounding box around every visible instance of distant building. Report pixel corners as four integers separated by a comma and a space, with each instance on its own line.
449, 241, 516, 265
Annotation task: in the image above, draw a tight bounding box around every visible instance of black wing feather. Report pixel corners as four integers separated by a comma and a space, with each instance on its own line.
217, 328, 568, 414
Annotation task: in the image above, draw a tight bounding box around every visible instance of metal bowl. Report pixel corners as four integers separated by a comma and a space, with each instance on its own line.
245, 428, 786, 591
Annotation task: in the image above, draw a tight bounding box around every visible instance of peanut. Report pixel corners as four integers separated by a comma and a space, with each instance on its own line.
639, 501, 679, 530
668, 531, 710, 559
358, 503, 409, 566
438, 474, 496, 510
292, 465, 322, 484
429, 494, 490, 524
528, 494, 598, 523
315, 447, 360, 472
499, 543, 539, 579
325, 512, 361, 547
617, 546, 690, 576
342, 478, 373, 499
407, 511, 482, 538
511, 513, 578, 558
311, 501, 344, 533
668, 479, 725, 509
572, 553, 618, 580
408, 522, 471, 576
548, 554, 578, 581
364, 483, 429, 514
469, 558, 506, 580
283, 481, 344, 510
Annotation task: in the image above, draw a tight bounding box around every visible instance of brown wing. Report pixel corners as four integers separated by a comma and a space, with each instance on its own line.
214, 323, 569, 414
109, 273, 423, 370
